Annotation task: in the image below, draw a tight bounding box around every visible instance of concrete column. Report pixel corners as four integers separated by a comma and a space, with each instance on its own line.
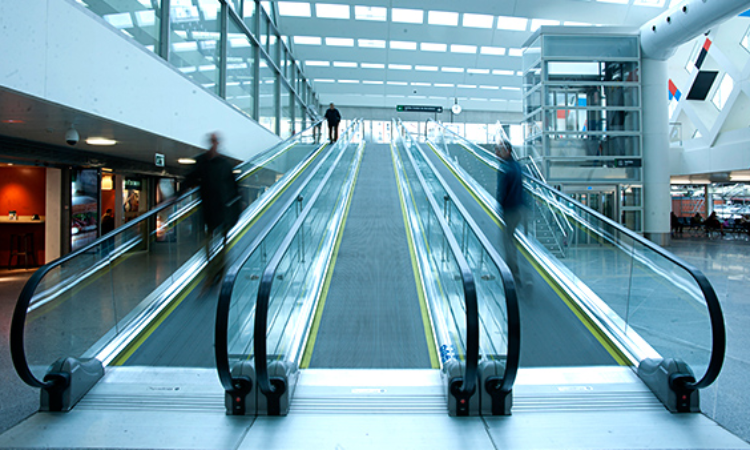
642, 57, 671, 245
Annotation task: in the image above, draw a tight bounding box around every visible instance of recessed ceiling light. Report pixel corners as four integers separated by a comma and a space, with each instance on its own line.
442, 67, 464, 73
389, 64, 412, 70
333, 61, 358, 67
294, 36, 321, 45
178, 158, 196, 165
277, 1, 311, 17
305, 60, 330, 66
492, 69, 514, 76
421, 42, 447, 52
497, 15, 527, 31
325, 37, 354, 47
415, 65, 438, 71
411, 82, 431, 86
392, 8, 423, 24
530, 18, 560, 32
502, 86, 521, 91
463, 13, 493, 28
434, 83, 454, 88
86, 137, 117, 146
387, 81, 408, 86
458, 84, 477, 89
338, 79, 359, 84
467, 68, 490, 74
315, 3, 350, 19
363, 80, 384, 84
428, 10, 458, 26
451, 44, 477, 54
390, 41, 417, 50
358, 39, 386, 48
313, 78, 335, 83
361, 63, 385, 69
355, 6, 387, 21
480, 85, 499, 90
480, 46, 505, 56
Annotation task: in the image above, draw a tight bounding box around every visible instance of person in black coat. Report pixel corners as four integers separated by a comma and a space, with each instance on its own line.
324, 103, 341, 143
186, 132, 241, 286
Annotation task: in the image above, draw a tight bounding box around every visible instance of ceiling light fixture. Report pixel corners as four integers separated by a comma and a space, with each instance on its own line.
178, 158, 196, 165
86, 137, 117, 146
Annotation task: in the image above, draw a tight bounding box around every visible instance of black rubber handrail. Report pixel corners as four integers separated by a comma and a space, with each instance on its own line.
214, 134, 337, 394
393, 121, 479, 402
11, 120, 324, 390
429, 119, 725, 391
398, 119, 521, 397
252, 121, 362, 413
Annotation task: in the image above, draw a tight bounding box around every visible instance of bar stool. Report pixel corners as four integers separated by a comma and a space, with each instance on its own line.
8, 233, 37, 269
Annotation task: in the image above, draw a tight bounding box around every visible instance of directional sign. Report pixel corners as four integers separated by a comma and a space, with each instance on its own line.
396, 105, 443, 113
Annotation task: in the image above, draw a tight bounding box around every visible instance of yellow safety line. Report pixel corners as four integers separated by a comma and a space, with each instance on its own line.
391, 143, 440, 369
299, 144, 364, 368
110, 274, 205, 365
427, 142, 630, 366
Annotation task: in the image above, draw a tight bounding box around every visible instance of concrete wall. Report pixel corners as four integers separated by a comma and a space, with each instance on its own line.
0, 0, 280, 162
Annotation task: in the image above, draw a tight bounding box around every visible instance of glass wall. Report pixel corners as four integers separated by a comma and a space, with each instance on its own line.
76, 0, 317, 138
226, 16, 255, 118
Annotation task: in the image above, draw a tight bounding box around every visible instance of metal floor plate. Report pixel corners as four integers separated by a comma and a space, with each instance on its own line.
0, 366, 747, 450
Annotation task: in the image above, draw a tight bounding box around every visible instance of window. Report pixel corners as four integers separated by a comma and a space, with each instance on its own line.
711, 73, 734, 110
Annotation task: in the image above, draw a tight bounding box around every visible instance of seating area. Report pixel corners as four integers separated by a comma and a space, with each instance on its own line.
672, 217, 750, 240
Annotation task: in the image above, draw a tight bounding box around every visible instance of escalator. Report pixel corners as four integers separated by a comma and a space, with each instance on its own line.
9, 121, 332, 409
420, 119, 725, 413
215, 122, 519, 416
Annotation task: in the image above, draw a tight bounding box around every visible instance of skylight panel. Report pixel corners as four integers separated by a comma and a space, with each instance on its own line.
358, 39, 386, 48
294, 36, 321, 45
508, 48, 523, 57
434, 83, 454, 88
325, 37, 354, 47
333, 61, 357, 67
467, 68, 490, 74
315, 3, 350, 19
305, 60, 330, 66
389, 64, 412, 70
313, 78, 335, 83
492, 69, 514, 76
516, 71, 523, 76
564, 21, 591, 26
530, 19, 560, 32
355, 6, 387, 21
480, 85, 499, 90
135, 10, 155, 27
338, 79, 359, 84
104, 12, 133, 29
480, 46, 505, 56
229, 37, 251, 48
387, 81, 408, 85
463, 13, 493, 28
411, 82, 431, 86
458, 84, 477, 89
442, 67, 464, 73
421, 42, 447, 52
173, 41, 198, 52
634, 0, 665, 5
390, 41, 417, 50
597, 0, 628, 3
502, 86, 521, 91
392, 8, 423, 24
361, 63, 385, 69
428, 10, 459, 26
278, 1, 311, 17
415, 65, 438, 71
451, 44, 477, 54
363, 80, 384, 84
497, 15, 527, 31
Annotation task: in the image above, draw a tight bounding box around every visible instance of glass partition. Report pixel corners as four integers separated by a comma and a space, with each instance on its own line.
79, 0, 162, 53
12, 124, 326, 388
227, 16, 256, 118
425, 119, 724, 390
168, 0, 222, 95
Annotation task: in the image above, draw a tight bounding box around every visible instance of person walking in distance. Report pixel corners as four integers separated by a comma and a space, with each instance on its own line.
496, 138, 525, 282
324, 103, 341, 143
186, 132, 241, 289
